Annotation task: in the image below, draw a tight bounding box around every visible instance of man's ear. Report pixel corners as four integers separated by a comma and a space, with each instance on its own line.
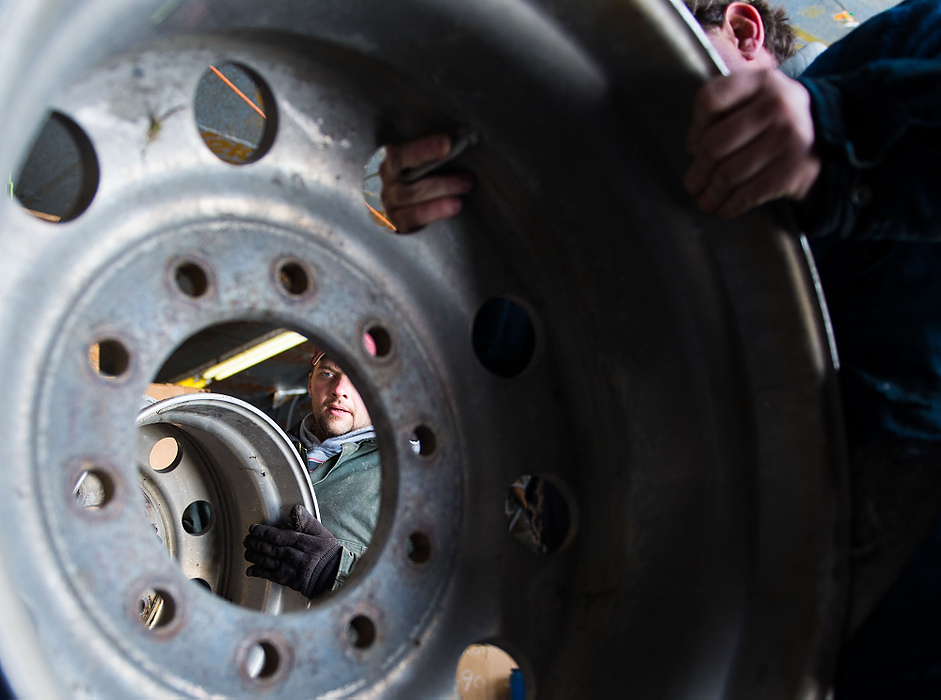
724, 2, 766, 60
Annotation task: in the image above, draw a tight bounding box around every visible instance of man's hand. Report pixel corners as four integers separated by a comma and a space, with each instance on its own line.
244, 504, 341, 598
379, 133, 474, 232
684, 68, 821, 218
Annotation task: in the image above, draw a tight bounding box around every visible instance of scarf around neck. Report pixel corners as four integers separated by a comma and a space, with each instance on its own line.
299, 416, 376, 466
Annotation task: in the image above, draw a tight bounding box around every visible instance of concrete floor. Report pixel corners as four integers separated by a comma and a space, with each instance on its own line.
780, 0, 902, 46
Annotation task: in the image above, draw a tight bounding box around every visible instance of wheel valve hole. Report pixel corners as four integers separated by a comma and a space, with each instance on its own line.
174, 261, 209, 298
138, 587, 176, 630
73, 468, 115, 510
473, 298, 536, 378
406, 531, 432, 565
181, 500, 212, 535
348, 615, 377, 649
505, 474, 573, 556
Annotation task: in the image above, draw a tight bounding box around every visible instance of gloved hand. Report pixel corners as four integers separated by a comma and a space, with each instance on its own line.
244, 504, 342, 598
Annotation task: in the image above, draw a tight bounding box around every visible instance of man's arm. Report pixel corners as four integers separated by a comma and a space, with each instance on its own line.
686, 0, 941, 239
795, 58, 941, 241
379, 134, 474, 233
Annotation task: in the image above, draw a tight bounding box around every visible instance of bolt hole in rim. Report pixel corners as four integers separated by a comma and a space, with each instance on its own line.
410, 424, 437, 457
247, 640, 280, 680
73, 468, 116, 510
138, 587, 177, 631
406, 531, 432, 565
364, 324, 392, 358
277, 259, 311, 297
91, 338, 131, 379
348, 615, 377, 650
173, 261, 210, 298
0, 1, 847, 697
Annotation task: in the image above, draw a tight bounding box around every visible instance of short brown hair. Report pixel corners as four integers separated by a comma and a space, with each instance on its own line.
685, 0, 798, 65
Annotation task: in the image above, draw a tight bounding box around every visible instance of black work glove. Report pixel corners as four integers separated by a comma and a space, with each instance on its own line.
244, 504, 342, 598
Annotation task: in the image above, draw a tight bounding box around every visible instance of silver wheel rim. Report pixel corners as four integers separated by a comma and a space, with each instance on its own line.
0, 1, 846, 697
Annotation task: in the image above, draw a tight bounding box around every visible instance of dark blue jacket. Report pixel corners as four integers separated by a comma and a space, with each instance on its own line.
795, 3, 941, 697
798, 0, 941, 445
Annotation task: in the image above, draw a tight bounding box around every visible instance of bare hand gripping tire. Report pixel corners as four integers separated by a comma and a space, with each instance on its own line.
0, 0, 846, 697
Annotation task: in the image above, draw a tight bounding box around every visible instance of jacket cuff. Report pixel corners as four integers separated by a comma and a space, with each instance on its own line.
332, 546, 358, 590
795, 77, 861, 239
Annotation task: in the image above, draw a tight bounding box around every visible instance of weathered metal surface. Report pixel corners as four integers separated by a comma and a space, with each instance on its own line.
0, 0, 846, 697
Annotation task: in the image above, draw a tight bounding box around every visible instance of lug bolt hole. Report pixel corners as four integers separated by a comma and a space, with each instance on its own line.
364, 326, 391, 358
91, 339, 130, 378
73, 468, 115, 510
174, 262, 209, 298
138, 587, 176, 630
277, 260, 310, 296
410, 425, 437, 457
348, 615, 377, 649
245, 640, 281, 680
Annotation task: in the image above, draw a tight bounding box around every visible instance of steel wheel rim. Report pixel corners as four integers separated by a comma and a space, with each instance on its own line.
0, 1, 846, 697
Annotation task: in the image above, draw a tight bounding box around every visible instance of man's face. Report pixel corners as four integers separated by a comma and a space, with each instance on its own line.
308, 357, 372, 440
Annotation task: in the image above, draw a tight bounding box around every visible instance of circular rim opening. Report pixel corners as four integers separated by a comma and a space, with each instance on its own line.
472, 298, 536, 378
181, 500, 213, 535
13, 110, 99, 222
505, 474, 575, 556
194, 62, 276, 165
